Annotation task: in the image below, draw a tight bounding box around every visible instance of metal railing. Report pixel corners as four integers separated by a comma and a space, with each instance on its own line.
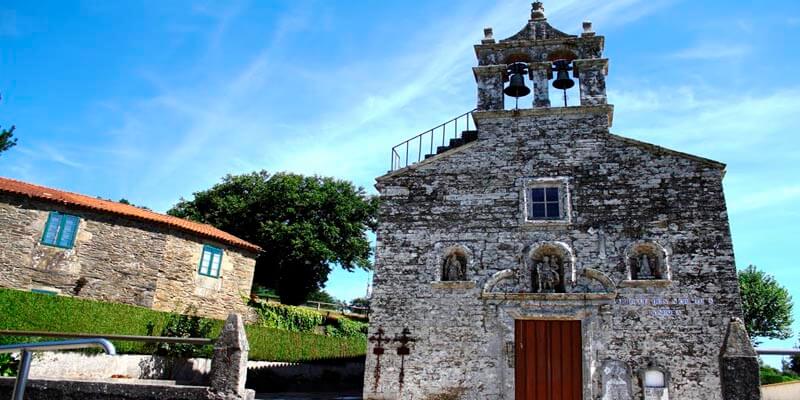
0, 331, 216, 400
0, 338, 117, 400
390, 110, 476, 172
0, 330, 214, 345
756, 348, 800, 356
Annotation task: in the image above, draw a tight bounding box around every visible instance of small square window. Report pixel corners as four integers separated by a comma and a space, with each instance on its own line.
198, 245, 223, 278
41, 212, 80, 249
527, 187, 561, 220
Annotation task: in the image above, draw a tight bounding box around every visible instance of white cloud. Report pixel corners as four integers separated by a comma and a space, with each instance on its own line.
728, 186, 800, 214
669, 41, 751, 60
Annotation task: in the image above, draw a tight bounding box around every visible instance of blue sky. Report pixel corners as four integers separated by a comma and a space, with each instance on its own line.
1, 0, 799, 357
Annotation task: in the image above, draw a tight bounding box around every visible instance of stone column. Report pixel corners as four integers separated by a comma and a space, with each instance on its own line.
209, 314, 254, 400
473, 65, 506, 111
720, 318, 761, 400
529, 62, 552, 108
573, 58, 609, 106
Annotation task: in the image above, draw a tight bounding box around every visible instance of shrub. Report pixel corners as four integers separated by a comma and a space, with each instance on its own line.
146, 307, 214, 358
760, 365, 800, 385
324, 315, 368, 338
251, 302, 324, 333
0, 354, 18, 377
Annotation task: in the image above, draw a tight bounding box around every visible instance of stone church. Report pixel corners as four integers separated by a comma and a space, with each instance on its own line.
365, 3, 761, 400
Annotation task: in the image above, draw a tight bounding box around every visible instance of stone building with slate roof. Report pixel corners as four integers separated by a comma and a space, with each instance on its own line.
365, 3, 760, 400
0, 176, 260, 319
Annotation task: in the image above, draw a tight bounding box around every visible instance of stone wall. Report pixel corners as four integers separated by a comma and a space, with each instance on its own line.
0, 194, 256, 319
364, 106, 748, 400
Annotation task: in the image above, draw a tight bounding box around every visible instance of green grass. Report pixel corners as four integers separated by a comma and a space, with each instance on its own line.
0, 288, 366, 362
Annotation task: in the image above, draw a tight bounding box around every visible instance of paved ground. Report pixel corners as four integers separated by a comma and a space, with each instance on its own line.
256, 393, 361, 400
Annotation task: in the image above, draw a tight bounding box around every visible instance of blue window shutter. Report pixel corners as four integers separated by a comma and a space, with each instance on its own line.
199, 248, 212, 275
42, 213, 62, 245
199, 245, 223, 278
57, 215, 79, 248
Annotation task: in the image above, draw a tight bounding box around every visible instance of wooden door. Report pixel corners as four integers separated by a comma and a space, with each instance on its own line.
515, 320, 582, 400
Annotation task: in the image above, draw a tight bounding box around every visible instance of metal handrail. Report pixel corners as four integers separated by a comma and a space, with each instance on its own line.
756, 348, 800, 356
0, 330, 213, 345
0, 339, 117, 400
390, 110, 476, 172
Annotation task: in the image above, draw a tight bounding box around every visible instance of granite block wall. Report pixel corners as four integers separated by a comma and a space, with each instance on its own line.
364, 106, 748, 400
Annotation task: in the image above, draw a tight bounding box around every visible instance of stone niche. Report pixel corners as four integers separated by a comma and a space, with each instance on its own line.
529, 242, 573, 293
441, 247, 468, 282
624, 241, 670, 283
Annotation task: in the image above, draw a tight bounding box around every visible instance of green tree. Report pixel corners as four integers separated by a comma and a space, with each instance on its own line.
786, 341, 800, 375
350, 297, 370, 309
738, 265, 794, 344
307, 290, 338, 305
0, 125, 16, 155
0, 94, 17, 156
168, 171, 379, 305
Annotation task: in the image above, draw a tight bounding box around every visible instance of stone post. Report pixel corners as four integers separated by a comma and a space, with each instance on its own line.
573, 58, 609, 106
209, 314, 254, 400
529, 62, 552, 108
473, 65, 506, 111
720, 318, 761, 400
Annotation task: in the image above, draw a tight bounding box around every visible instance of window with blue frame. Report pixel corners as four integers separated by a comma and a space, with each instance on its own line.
198, 245, 223, 278
527, 187, 561, 220
41, 212, 81, 249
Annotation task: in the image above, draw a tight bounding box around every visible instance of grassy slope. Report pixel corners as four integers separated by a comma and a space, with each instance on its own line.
0, 289, 365, 362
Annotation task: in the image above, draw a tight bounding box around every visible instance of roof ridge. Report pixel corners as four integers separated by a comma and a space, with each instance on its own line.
0, 176, 261, 253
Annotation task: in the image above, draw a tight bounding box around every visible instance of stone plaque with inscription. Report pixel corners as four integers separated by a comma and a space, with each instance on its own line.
601, 360, 632, 400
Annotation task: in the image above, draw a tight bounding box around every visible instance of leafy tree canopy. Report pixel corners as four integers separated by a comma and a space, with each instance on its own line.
350, 297, 370, 309
738, 265, 794, 344
168, 171, 379, 305
786, 341, 800, 376
0, 125, 16, 155
307, 290, 338, 305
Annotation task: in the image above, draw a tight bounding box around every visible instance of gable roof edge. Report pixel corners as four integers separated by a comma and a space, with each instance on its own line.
608, 133, 726, 171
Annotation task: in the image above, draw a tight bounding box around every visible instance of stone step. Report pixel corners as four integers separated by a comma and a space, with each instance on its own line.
449, 138, 465, 147
436, 146, 451, 154
462, 130, 478, 142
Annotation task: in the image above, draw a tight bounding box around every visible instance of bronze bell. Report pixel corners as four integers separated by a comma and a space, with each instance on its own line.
504, 62, 531, 98
552, 59, 575, 90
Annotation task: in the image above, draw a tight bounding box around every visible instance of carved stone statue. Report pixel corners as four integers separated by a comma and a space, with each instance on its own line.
536, 255, 562, 293
442, 253, 466, 281
639, 254, 653, 278
634, 253, 660, 280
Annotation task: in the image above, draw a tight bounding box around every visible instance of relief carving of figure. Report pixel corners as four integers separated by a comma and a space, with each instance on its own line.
639, 254, 653, 278
536, 255, 562, 293
442, 253, 466, 281
633, 253, 661, 280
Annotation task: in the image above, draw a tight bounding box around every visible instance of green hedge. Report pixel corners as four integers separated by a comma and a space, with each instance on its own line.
252, 302, 325, 333
250, 301, 368, 339
0, 289, 365, 362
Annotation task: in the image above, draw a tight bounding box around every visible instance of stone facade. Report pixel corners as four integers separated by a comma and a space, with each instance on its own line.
0, 193, 257, 319
365, 3, 759, 400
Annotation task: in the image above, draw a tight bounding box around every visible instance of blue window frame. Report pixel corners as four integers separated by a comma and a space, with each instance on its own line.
198, 245, 223, 278
41, 212, 80, 249
528, 187, 561, 220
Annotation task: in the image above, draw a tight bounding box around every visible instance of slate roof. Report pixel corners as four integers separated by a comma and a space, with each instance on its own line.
0, 176, 261, 253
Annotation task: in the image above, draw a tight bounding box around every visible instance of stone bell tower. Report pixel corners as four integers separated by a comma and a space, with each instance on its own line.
474, 2, 609, 110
